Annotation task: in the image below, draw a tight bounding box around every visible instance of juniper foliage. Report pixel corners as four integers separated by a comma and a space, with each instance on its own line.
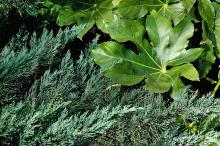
1, 46, 220, 146
0, 0, 36, 17
1, 27, 220, 145
0, 47, 141, 145
92, 90, 220, 146
0, 26, 84, 104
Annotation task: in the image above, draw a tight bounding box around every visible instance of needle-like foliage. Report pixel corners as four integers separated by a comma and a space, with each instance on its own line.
0, 25, 84, 104
0, 48, 141, 146
92, 89, 220, 146
1, 34, 220, 145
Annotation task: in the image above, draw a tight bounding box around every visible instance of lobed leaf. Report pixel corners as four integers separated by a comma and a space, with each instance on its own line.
93, 11, 203, 94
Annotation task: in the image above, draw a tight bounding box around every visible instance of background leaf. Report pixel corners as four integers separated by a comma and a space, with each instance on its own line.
198, 0, 215, 31
57, 0, 115, 39
181, 0, 196, 12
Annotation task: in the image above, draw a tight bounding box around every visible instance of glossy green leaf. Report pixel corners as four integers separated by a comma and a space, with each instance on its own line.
213, 2, 220, 58
198, 0, 215, 31
198, 2, 220, 77
115, 0, 186, 24
57, 0, 115, 39
179, 63, 200, 81
93, 12, 203, 93
168, 48, 204, 66
146, 12, 202, 66
55, 0, 189, 39
161, 2, 185, 25
186, 6, 200, 23
181, 0, 196, 12
56, 6, 75, 26
97, 18, 145, 46
114, 0, 161, 19
92, 41, 158, 75
144, 71, 173, 93
199, 21, 216, 77
104, 62, 146, 85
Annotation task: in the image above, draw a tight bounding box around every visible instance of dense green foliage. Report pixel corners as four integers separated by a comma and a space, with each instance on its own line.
0, 25, 84, 104
92, 11, 203, 95
2, 0, 220, 145
0, 29, 140, 145
35, 0, 220, 95
1, 27, 220, 145
0, 0, 35, 16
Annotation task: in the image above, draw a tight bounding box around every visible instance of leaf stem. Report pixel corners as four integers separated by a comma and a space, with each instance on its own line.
211, 79, 220, 97
205, 77, 217, 84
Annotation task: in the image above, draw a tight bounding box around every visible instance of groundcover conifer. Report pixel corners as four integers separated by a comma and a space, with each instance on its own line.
2, 0, 220, 146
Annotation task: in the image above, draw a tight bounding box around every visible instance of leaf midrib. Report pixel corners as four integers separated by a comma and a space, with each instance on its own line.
97, 46, 161, 71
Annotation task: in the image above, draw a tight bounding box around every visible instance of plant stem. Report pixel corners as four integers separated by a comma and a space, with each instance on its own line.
205, 77, 217, 84
211, 79, 220, 97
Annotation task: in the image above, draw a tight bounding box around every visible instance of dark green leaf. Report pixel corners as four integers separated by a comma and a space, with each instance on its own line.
181, 0, 196, 12
93, 12, 203, 93
198, 0, 215, 31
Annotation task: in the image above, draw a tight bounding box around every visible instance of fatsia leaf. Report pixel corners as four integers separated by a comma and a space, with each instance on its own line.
112, 0, 121, 6
180, 63, 200, 81
146, 12, 199, 65
92, 12, 203, 93
57, 0, 115, 39
213, 2, 220, 58
198, 0, 215, 31
160, 2, 185, 25
115, 0, 186, 24
97, 18, 145, 46
56, 6, 75, 26
181, 0, 196, 12
55, 0, 187, 39
114, 0, 161, 19
186, 6, 200, 23
199, 21, 216, 77
199, 2, 220, 77
104, 62, 146, 85
145, 63, 199, 93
